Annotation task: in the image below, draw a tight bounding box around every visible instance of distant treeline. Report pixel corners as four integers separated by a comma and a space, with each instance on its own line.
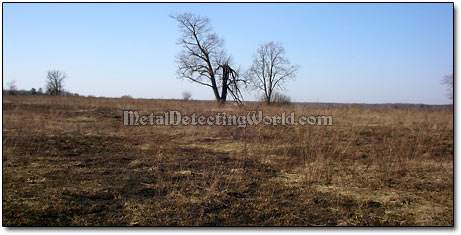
290, 102, 453, 112
2, 89, 452, 112
3, 88, 79, 97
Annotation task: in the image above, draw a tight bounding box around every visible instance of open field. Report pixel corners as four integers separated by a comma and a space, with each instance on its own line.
2, 96, 453, 226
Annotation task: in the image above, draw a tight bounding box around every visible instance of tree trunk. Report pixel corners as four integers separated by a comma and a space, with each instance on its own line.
219, 66, 229, 104
265, 91, 272, 105
265, 97, 272, 105
210, 74, 221, 102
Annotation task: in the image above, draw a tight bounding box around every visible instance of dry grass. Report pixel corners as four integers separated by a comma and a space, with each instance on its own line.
2, 96, 453, 226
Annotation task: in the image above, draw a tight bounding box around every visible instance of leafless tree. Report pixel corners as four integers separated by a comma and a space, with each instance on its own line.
442, 73, 453, 103
247, 42, 299, 105
182, 91, 192, 100
171, 13, 245, 104
7, 80, 17, 95
46, 70, 66, 96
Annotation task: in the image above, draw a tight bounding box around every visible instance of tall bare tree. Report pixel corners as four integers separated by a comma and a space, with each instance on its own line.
171, 13, 245, 104
442, 73, 453, 103
46, 70, 66, 96
247, 42, 299, 104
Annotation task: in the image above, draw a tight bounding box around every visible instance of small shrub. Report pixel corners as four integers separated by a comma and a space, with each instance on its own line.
272, 92, 291, 105
121, 95, 133, 99
259, 92, 291, 105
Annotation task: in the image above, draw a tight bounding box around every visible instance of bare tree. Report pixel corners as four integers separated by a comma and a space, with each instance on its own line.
247, 42, 299, 105
182, 90, 192, 100
46, 70, 66, 96
7, 80, 17, 95
442, 73, 453, 103
171, 13, 245, 104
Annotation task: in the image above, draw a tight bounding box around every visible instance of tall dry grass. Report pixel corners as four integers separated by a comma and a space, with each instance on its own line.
2, 95, 453, 226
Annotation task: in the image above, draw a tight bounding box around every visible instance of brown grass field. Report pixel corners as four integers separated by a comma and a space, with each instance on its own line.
2, 95, 453, 226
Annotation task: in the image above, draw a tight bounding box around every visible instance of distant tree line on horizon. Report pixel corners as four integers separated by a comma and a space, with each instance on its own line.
4, 69, 79, 97
3, 87, 79, 97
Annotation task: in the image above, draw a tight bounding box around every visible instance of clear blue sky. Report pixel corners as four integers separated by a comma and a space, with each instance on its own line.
3, 3, 453, 104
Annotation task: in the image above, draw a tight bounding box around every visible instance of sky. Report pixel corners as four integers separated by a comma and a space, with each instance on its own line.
2, 3, 453, 104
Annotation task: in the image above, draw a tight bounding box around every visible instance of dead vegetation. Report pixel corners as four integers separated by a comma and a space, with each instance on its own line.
2, 96, 453, 226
